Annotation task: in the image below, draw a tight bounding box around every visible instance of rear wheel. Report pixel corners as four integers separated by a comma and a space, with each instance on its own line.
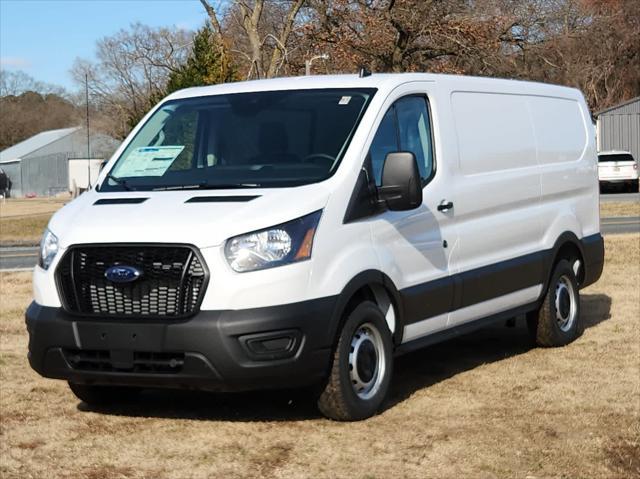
68, 382, 140, 406
527, 259, 582, 347
317, 301, 393, 421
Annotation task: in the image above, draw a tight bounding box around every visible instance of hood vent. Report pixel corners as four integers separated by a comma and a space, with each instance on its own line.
94, 198, 148, 205
185, 196, 260, 203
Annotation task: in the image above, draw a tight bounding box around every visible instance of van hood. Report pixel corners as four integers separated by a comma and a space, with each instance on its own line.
48, 184, 331, 249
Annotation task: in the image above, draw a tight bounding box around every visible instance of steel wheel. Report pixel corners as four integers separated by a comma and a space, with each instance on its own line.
348, 322, 386, 400
555, 274, 577, 332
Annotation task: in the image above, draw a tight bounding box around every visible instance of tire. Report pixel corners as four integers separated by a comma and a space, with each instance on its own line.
527, 259, 582, 347
68, 382, 140, 406
317, 301, 393, 421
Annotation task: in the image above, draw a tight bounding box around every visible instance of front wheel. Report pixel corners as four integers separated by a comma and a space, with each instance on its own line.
317, 301, 393, 421
527, 259, 582, 347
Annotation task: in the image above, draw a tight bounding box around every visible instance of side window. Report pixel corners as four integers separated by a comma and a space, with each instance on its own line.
368, 96, 434, 185
369, 108, 398, 185
395, 96, 433, 181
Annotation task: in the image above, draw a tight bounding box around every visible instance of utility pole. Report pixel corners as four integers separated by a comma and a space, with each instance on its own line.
85, 73, 91, 189
305, 54, 329, 75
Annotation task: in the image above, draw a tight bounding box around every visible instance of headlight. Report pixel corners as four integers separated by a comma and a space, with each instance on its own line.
39, 228, 59, 270
225, 211, 322, 272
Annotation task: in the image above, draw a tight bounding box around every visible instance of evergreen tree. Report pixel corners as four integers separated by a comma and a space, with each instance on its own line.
166, 24, 234, 94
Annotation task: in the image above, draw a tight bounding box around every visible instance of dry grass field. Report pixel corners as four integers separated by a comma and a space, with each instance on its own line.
0, 234, 638, 479
600, 201, 640, 218
0, 197, 69, 218
0, 197, 70, 245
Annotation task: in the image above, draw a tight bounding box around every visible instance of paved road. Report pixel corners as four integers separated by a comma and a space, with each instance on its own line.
0, 246, 38, 272
600, 192, 640, 203
600, 216, 640, 235
1, 216, 639, 271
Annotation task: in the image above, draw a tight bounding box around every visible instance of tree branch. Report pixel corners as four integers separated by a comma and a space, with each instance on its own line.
267, 0, 306, 77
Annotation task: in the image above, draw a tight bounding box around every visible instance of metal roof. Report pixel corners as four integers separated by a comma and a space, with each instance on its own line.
0, 127, 80, 163
596, 96, 640, 116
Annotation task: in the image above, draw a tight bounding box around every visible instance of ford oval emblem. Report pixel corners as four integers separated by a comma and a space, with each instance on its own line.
104, 265, 142, 283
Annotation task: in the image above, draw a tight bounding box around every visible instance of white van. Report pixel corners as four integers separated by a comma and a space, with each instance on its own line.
27, 74, 604, 420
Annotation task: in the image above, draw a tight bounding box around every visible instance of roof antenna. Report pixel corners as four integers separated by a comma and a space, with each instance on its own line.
358, 66, 372, 78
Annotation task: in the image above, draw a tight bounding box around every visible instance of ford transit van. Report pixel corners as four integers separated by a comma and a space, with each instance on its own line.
27, 74, 604, 420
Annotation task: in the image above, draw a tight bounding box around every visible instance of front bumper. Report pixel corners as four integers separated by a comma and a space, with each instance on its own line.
26, 297, 337, 392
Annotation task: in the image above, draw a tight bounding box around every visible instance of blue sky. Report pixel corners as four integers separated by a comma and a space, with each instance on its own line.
0, 0, 213, 90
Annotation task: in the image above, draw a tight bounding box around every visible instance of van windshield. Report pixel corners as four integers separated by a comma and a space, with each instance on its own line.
100, 88, 375, 192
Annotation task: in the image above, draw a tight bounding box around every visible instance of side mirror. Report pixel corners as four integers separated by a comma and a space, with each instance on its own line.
379, 152, 423, 211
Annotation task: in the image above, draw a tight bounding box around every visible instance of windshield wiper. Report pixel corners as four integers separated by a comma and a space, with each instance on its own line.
105, 173, 133, 191
151, 182, 262, 191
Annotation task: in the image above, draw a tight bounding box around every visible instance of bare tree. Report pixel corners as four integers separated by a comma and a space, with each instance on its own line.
71, 23, 192, 137
200, 0, 306, 79
303, 0, 506, 74
0, 70, 66, 98
0, 91, 80, 150
474, 0, 640, 111
265, 0, 306, 77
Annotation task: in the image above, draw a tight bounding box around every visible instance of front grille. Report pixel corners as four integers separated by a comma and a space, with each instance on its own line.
63, 349, 185, 373
56, 245, 208, 318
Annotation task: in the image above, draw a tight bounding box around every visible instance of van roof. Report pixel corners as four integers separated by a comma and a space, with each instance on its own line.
167, 73, 583, 102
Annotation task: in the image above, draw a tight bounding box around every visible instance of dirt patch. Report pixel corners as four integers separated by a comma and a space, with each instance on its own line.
15, 439, 45, 450
0, 234, 638, 478
604, 427, 640, 478
79, 464, 137, 479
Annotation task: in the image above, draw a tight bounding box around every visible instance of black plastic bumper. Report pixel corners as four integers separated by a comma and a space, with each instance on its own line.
26, 297, 337, 392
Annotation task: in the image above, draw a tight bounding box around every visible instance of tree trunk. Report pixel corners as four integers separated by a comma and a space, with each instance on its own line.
266, 0, 306, 78
238, 0, 265, 79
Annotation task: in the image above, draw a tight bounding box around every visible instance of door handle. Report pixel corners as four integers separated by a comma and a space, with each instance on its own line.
437, 200, 454, 212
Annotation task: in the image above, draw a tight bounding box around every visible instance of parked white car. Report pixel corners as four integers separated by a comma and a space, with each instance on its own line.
598, 150, 639, 192
27, 73, 604, 420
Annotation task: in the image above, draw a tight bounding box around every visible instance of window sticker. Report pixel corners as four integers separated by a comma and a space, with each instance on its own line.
114, 146, 185, 177
338, 96, 352, 105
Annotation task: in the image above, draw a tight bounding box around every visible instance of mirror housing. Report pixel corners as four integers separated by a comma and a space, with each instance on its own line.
378, 152, 423, 211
